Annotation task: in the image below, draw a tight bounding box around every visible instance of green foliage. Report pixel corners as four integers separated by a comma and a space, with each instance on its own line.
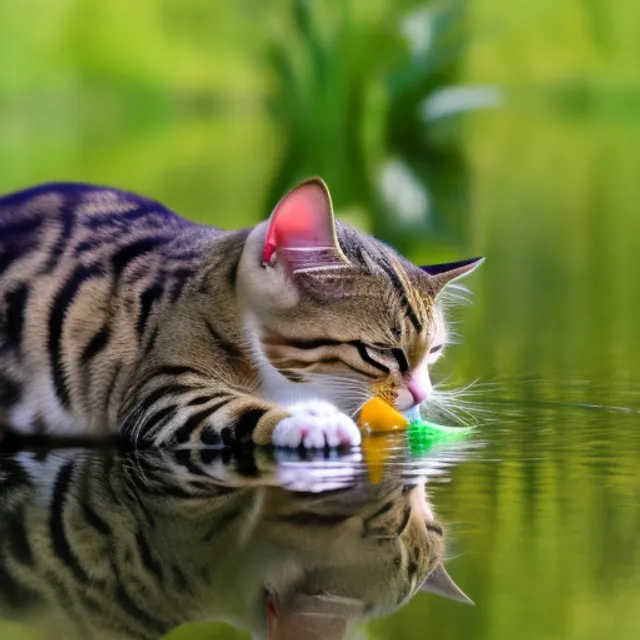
265, 0, 499, 253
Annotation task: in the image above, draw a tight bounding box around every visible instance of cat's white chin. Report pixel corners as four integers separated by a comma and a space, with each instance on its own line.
273, 401, 362, 449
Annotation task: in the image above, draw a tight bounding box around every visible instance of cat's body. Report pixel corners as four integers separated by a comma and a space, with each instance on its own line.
0, 447, 469, 639
0, 179, 481, 447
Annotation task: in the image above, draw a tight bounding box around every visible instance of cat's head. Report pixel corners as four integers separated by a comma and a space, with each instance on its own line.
237, 178, 482, 415
255, 480, 472, 639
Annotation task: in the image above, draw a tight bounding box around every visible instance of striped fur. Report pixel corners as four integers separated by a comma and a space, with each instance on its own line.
0, 179, 474, 447
0, 448, 447, 639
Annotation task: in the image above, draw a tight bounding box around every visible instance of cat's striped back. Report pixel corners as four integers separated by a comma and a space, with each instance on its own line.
0, 184, 217, 437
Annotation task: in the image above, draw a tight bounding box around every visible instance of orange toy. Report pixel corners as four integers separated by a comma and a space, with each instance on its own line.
358, 397, 409, 433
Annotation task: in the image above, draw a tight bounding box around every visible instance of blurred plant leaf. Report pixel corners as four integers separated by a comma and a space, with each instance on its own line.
265, 0, 500, 253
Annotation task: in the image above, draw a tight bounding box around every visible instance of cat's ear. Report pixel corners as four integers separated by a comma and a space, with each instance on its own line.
262, 177, 346, 270
420, 564, 474, 605
420, 257, 484, 293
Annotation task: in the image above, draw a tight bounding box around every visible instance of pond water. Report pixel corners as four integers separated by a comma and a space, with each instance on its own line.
1, 379, 639, 640
1, 106, 640, 639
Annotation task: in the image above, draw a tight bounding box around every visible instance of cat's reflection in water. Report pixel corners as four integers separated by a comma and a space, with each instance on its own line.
0, 445, 471, 639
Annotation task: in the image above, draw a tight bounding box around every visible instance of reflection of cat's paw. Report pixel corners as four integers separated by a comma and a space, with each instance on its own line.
273, 401, 362, 449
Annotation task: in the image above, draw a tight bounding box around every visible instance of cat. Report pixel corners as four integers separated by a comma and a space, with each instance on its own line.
0, 445, 472, 640
0, 178, 482, 447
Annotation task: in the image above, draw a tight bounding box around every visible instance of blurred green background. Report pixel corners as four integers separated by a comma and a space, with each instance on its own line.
1, 0, 639, 638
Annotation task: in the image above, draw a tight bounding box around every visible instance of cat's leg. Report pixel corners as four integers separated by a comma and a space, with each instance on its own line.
121, 385, 360, 448
120, 388, 284, 448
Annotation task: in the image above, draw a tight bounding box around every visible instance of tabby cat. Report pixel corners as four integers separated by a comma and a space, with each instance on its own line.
0, 178, 482, 447
0, 446, 472, 639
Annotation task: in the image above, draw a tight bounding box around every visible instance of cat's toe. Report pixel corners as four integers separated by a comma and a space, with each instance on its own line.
272, 419, 304, 448
336, 414, 362, 446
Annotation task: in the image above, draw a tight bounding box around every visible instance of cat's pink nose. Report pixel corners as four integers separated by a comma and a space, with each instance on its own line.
407, 366, 432, 406
408, 377, 428, 405
395, 368, 432, 411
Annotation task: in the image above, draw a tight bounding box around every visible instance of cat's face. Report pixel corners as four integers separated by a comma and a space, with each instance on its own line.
237, 178, 482, 416
254, 481, 470, 640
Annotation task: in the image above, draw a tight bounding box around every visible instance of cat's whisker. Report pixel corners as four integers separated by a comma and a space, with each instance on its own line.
424, 387, 483, 426
282, 246, 336, 251
438, 282, 473, 307
292, 264, 350, 275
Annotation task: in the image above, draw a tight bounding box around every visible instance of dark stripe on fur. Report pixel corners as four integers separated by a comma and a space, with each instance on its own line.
174, 402, 229, 444
48, 264, 104, 407
81, 326, 110, 364
129, 404, 179, 442
227, 259, 239, 288
396, 505, 412, 536
7, 508, 33, 565
103, 361, 122, 415
114, 583, 168, 636
129, 365, 207, 404
376, 259, 423, 333
315, 357, 378, 379
169, 449, 208, 480
143, 325, 159, 355
4, 284, 29, 346
276, 336, 391, 375
235, 408, 267, 443
147, 365, 206, 382
50, 461, 90, 583
111, 237, 165, 277
82, 503, 111, 535
392, 348, 410, 374
167, 267, 195, 303
41, 197, 76, 272
268, 512, 351, 526
185, 393, 226, 407
353, 343, 390, 375
135, 529, 164, 583
369, 500, 394, 520
0, 456, 32, 492
0, 243, 30, 276
0, 214, 44, 237
139, 383, 194, 413
84, 204, 154, 229
201, 426, 222, 446
137, 282, 164, 336
0, 374, 21, 407
268, 336, 342, 350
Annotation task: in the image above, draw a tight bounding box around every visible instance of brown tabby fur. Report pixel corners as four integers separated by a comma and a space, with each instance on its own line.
0, 179, 476, 447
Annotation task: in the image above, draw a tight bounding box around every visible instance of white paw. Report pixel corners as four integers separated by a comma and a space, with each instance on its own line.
273, 401, 362, 449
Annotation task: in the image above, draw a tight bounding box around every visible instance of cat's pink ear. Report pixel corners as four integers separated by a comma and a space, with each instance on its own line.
420, 257, 484, 293
263, 178, 343, 267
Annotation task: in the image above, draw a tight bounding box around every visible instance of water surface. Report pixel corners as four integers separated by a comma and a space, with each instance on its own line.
2, 57, 640, 640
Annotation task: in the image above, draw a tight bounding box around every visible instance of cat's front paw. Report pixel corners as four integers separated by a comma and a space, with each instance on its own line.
273, 401, 361, 449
